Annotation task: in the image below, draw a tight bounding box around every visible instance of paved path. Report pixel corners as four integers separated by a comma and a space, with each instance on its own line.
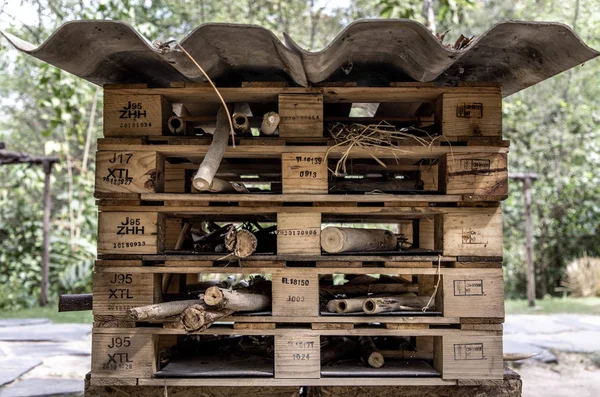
0, 314, 598, 396
0, 319, 90, 397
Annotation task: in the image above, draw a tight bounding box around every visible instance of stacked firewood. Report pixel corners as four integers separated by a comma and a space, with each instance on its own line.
127, 276, 271, 332
321, 274, 433, 314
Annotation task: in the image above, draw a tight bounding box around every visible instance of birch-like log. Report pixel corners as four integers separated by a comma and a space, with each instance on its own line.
205, 177, 248, 193
261, 112, 280, 135
326, 297, 367, 313
127, 299, 202, 321
321, 227, 397, 253
322, 283, 418, 297
180, 304, 234, 332
193, 106, 229, 191
362, 296, 431, 314
359, 336, 384, 368
204, 286, 270, 312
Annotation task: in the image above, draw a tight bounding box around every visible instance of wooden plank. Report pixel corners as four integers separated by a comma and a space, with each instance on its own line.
275, 335, 320, 379
272, 270, 319, 317
141, 193, 465, 203
92, 272, 158, 318
438, 333, 503, 380
384, 261, 431, 268
439, 93, 502, 138
103, 92, 169, 136
89, 377, 138, 386
136, 377, 457, 387
276, 213, 321, 255
282, 153, 328, 194
279, 94, 323, 137
95, 151, 157, 194
442, 269, 505, 319
312, 323, 354, 330
437, 207, 503, 257
98, 212, 158, 254
440, 152, 507, 196
91, 333, 155, 378
233, 322, 276, 330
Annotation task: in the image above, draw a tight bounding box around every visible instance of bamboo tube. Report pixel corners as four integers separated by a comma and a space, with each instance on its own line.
362, 296, 431, 314
193, 106, 229, 191
326, 298, 367, 313
321, 227, 397, 253
232, 113, 250, 135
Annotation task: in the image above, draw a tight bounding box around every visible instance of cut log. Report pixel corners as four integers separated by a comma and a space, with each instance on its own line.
127, 299, 201, 321
168, 116, 188, 135
321, 227, 397, 253
193, 106, 230, 191
326, 298, 367, 313
261, 111, 280, 135
362, 296, 431, 314
204, 287, 270, 312
359, 336, 385, 368
58, 293, 92, 312
321, 283, 419, 297
321, 337, 358, 365
224, 228, 258, 258
180, 304, 234, 332
232, 113, 250, 135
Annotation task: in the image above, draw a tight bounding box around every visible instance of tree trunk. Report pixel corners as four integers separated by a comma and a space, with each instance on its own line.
128, 299, 202, 321
204, 287, 270, 312
321, 227, 397, 253
40, 161, 53, 306
193, 106, 229, 191
359, 336, 384, 368
362, 296, 431, 314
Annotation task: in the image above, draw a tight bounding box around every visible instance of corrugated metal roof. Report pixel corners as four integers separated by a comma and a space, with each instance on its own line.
2, 19, 598, 96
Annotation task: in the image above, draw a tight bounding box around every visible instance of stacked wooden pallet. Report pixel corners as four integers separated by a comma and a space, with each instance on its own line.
90, 82, 507, 389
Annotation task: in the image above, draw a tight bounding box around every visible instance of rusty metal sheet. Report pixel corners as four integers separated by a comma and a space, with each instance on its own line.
2, 19, 598, 96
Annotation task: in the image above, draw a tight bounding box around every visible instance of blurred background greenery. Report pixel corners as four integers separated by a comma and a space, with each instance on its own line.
0, 0, 598, 310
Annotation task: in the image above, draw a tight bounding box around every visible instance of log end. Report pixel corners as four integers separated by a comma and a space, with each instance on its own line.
321, 227, 346, 253
368, 352, 385, 368
180, 305, 207, 333
362, 298, 377, 315
192, 176, 211, 191
204, 286, 224, 307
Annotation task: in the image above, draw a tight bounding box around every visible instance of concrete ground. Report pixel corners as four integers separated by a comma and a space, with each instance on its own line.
0, 314, 599, 396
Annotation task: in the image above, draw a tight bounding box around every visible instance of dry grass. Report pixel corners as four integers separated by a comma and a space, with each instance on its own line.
562, 256, 600, 297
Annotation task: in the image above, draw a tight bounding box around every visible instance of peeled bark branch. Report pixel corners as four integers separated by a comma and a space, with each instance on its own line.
362, 296, 431, 314
127, 299, 202, 321
322, 283, 418, 297
204, 286, 270, 312
321, 227, 397, 253
359, 336, 384, 368
193, 106, 230, 191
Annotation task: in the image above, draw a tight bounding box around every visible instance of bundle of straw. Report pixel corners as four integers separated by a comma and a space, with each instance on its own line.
325, 121, 438, 176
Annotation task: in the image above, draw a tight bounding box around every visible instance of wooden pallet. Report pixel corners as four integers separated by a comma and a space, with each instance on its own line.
103, 83, 502, 144
94, 143, 508, 198
85, 368, 521, 395
96, 204, 503, 257
92, 264, 504, 327
89, 326, 503, 384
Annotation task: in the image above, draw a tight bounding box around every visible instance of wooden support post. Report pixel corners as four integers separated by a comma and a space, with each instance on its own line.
40, 160, 54, 306
510, 172, 538, 308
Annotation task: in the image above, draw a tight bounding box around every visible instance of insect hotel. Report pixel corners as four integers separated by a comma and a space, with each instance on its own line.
5, 19, 598, 397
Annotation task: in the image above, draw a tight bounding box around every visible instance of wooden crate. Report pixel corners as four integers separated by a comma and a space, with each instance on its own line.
102, 84, 502, 144
92, 264, 504, 326
94, 145, 507, 198
96, 205, 503, 258
90, 327, 503, 384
